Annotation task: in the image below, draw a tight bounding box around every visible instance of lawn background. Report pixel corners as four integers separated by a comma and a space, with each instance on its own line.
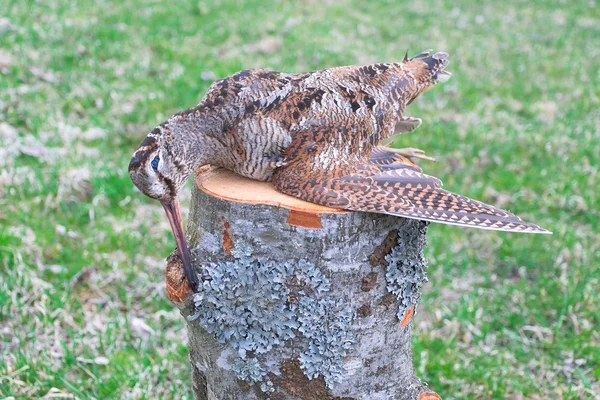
1, 0, 598, 398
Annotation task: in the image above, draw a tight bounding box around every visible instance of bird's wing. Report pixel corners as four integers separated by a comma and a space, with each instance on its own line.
273, 124, 550, 234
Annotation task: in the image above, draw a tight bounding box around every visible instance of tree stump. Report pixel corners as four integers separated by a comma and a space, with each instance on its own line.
166, 168, 441, 400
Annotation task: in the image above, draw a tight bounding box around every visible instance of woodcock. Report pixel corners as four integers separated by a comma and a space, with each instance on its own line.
129, 50, 550, 292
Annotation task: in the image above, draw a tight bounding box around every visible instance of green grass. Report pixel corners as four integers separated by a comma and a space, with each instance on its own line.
1, 0, 598, 398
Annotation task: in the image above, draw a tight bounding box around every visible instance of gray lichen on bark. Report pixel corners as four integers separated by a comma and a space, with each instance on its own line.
178, 186, 432, 399
385, 221, 429, 319
186, 243, 355, 390
296, 296, 354, 386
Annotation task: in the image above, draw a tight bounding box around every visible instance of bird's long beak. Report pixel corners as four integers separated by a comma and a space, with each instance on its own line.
161, 199, 199, 292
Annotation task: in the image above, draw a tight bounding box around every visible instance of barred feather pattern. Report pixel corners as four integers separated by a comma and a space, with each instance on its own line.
130, 50, 549, 234
129, 50, 550, 295
274, 119, 550, 234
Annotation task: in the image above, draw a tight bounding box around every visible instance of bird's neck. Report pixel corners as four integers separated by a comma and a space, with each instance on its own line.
164, 110, 224, 177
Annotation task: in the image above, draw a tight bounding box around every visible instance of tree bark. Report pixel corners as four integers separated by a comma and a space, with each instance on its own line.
166, 169, 441, 400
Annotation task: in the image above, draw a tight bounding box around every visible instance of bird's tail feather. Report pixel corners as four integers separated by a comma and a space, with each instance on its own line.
342, 183, 551, 234
274, 163, 551, 234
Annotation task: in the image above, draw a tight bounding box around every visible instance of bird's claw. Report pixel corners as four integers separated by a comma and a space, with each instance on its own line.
269, 160, 288, 168
266, 154, 288, 168
387, 147, 436, 163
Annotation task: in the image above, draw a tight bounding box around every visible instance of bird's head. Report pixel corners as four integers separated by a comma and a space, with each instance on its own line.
128, 123, 199, 291
128, 125, 191, 202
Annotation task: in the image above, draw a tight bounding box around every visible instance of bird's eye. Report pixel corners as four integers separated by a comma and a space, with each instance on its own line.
151, 156, 159, 171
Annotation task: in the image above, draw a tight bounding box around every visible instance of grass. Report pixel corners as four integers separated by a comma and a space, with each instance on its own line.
0, 0, 598, 398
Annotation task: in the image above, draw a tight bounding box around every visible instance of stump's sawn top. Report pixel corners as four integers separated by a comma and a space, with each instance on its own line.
195, 167, 347, 215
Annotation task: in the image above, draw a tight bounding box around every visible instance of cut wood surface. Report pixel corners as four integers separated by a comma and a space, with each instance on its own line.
195, 167, 346, 215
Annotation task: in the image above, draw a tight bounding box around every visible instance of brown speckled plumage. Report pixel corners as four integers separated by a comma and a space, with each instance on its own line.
129, 50, 549, 291
272, 114, 548, 233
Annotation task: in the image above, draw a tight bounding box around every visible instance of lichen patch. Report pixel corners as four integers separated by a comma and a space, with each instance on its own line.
189, 243, 354, 391
384, 220, 429, 319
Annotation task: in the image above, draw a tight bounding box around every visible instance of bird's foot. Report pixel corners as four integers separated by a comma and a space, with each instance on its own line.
269, 160, 287, 168
266, 155, 288, 168
394, 116, 422, 134
386, 147, 436, 163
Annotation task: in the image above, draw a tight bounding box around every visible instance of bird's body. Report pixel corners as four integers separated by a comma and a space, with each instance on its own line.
129, 51, 549, 291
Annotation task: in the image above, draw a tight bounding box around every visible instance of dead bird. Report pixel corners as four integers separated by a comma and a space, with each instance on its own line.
129, 50, 549, 292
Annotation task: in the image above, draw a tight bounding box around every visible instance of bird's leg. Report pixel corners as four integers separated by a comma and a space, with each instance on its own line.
394, 116, 422, 134
270, 159, 288, 168
265, 154, 288, 169
385, 146, 436, 163
384, 116, 435, 163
